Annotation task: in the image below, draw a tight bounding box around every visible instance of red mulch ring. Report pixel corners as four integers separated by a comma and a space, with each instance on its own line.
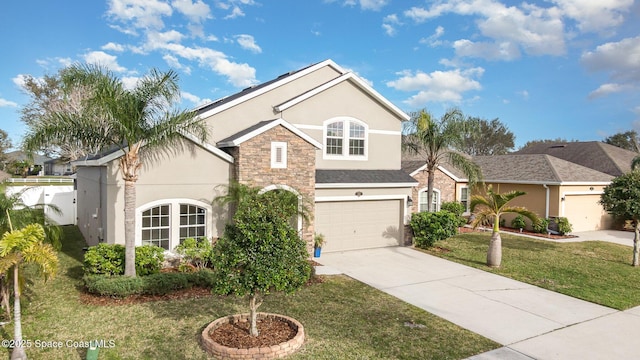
209, 317, 296, 348
458, 226, 577, 240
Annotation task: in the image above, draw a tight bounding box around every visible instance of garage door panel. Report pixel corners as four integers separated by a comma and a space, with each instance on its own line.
564, 195, 611, 232
315, 200, 402, 252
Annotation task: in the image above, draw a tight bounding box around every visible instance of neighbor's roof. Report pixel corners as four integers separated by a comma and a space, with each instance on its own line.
5, 150, 52, 165
514, 141, 635, 177
472, 154, 613, 184
316, 169, 418, 188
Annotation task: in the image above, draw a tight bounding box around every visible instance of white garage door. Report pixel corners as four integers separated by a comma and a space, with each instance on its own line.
563, 194, 610, 232
315, 200, 403, 252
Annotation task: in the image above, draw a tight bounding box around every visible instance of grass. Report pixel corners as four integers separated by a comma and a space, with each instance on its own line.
0, 226, 498, 359
425, 232, 640, 310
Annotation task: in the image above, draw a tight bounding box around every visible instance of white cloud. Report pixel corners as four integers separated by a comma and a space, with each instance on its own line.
382, 14, 400, 36
387, 67, 484, 107
12, 74, 29, 88
588, 83, 634, 99
82, 51, 127, 73
101, 42, 125, 52
0, 98, 18, 107
163, 54, 191, 74
121, 76, 141, 90
107, 0, 173, 31
235, 34, 262, 53
453, 39, 521, 61
551, 0, 633, 33
224, 6, 245, 19
172, 0, 211, 23
419, 26, 445, 47
360, 0, 388, 11
181, 91, 210, 106
517, 90, 530, 100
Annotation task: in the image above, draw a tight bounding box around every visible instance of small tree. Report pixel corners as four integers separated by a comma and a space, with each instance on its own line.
210, 188, 312, 337
0, 224, 58, 360
600, 171, 640, 266
470, 185, 539, 267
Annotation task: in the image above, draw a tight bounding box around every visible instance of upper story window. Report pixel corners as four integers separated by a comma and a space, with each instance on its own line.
323, 117, 368, 160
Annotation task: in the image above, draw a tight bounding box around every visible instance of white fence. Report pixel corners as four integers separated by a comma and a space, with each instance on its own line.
7, 178, 74, 184
5, 186, 77, 226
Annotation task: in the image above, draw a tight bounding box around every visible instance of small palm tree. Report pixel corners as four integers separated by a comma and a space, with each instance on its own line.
403, 109, 482, 211
470, 185, 539, 268
0, 224, 58, 360
23, 64, 208, 277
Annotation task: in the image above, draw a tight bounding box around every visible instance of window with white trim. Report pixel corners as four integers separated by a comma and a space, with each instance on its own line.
324, 118, 367, 159
270, 142, 287, 168
419, 188, 440, 212
141, 205, 170, 249
138, 200, 210, 250
460, 187, 470, 213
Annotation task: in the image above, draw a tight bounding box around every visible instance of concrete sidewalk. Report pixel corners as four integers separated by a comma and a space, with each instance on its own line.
317, 246, 638, 359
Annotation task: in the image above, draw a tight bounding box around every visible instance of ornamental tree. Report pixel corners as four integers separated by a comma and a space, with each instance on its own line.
600, 171, 640, 266
210, 187, 312, 336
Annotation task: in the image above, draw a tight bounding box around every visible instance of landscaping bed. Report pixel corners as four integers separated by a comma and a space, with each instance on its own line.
458, 225, 577, 240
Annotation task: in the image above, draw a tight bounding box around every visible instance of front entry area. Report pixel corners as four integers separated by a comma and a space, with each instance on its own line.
315, 199, 403, 252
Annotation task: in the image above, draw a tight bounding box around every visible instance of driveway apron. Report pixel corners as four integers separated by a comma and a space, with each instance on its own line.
318, 247, 622, 359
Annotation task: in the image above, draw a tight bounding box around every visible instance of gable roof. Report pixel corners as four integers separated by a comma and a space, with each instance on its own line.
216, 118, 322, 148
514, 141, 635, 177
472, 154, 613, 185
195, 59, 409, 122
6, 150, 52, 166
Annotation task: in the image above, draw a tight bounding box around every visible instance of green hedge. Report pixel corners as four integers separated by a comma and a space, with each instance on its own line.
410, 210, 459, 249
83, 270, 217, 297
83, 243, 165, 276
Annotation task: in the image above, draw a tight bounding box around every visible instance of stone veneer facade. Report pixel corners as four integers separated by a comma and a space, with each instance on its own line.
410, 167, 457, 214
226, 125, 317, 251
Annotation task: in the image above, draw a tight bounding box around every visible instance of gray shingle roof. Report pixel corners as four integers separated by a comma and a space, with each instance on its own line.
316, 169, 418, 184
514, 141, 635, 177
472, 154, 613, 183
217, 120, 277, 146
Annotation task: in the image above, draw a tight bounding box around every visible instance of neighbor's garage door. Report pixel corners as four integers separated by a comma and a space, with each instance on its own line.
315, 200, 403, 253
563, 194, 609, 232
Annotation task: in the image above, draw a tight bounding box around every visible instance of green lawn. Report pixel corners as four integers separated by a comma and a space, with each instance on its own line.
0, 226, 498, 359
424, 232, 640, 310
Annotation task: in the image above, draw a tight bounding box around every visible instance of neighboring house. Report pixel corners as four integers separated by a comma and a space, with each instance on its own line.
514, 141, 636, 177
74, 60, 417, 253
0, 170, 9, 182
44, 158, 74, 175
403, 152, 616, 232
5, 150, 51, 176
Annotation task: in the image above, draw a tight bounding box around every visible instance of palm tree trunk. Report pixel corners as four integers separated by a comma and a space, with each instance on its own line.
487, 216, 502, 268
124, 179, 136, 277
427, 167, 435, 212
632, 221, 639, 267
11, 267, 26, 360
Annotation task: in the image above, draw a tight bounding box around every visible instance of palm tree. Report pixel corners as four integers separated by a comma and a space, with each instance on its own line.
0, 223, 58, 360
23, 64, 208, 277
403, 109, 482, 211
470, 185, 539, 268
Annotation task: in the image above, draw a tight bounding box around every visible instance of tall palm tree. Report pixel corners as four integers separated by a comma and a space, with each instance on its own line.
470, 185, 539, 268
0, 223, 58, 360
23, 64, 208, 277
403, 109, 482, 211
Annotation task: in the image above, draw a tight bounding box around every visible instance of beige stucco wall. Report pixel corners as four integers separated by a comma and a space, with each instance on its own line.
476, 183, 549, 228
102, 145, 231, 245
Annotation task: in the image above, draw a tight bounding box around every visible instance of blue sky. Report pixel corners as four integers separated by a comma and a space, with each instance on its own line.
1, 0, 639, 149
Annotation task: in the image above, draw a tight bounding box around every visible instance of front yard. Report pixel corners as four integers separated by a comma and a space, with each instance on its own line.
425, 232, 640, 310
0, 226, 498, 359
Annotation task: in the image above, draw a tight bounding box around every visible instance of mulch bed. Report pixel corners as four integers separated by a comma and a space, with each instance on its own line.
79, 287, 214, 306
209, 317, 296, 348
458, 226, 577, 240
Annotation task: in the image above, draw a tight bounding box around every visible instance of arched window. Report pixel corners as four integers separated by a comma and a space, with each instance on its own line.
323, 117, 368, 159
138, 199, 211, 250
418, 188, 441, 212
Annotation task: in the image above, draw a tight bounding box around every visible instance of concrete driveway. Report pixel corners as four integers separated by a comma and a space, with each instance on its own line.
317, 245, 640, 359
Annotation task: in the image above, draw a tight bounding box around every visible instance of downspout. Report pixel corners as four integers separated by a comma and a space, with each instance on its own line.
542, 184, 550, 219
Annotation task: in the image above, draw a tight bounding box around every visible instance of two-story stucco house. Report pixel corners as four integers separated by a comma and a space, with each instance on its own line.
74, 60, 417, 254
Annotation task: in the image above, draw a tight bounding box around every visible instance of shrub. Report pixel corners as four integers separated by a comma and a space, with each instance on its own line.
174, 237, 214, 270
410, 210, 459, 249
83, 269, 216, 297
440, 201, 467, 226
511, 215, 527, 230
532, 218, 550, 234
135, 245, 165, 276
84, 244, 165, 276
84, 243, 125, 276
556, 217, 573, 235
